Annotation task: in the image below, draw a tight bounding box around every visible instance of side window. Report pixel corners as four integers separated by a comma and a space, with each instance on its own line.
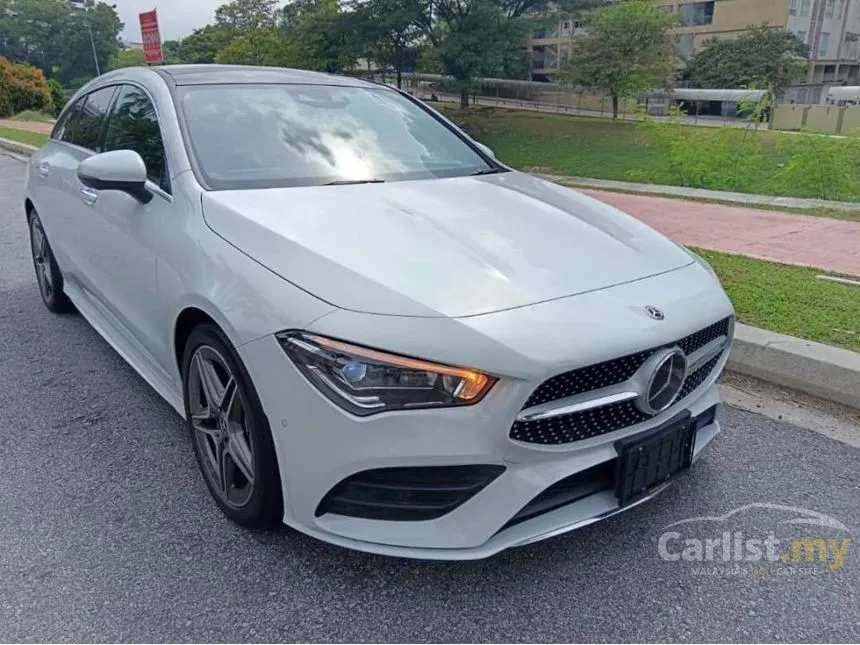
104, 85, 168, 191
62, 86, 117, 152
55, 97, 85, 142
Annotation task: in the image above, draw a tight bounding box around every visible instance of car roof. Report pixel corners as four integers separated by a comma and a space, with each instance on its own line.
152, 64, 378, 88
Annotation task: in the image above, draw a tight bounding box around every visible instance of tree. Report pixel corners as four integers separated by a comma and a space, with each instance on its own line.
177, 24, 234, 64
279, 0, 359, 73
0, 0, 69, 73
560, 0, 677, 120
351, 0, 425, 88
214, 27, 293, 66
215, 0, 279, 33
419, 0, 526, 108
280, 0, 324, 30
161, 40, 184, 64
416, 43, 442, 74
419, 0, 602, 109
109, 48, 146, 70
206, 0, 358, 72
0, 0, 123, 85
685, 26, 809, 96
71, 1, 122, 79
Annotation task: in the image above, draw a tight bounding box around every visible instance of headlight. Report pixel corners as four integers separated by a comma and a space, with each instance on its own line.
276, 332, 497, 416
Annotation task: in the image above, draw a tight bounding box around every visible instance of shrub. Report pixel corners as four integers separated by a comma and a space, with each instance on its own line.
47, 79, 66, 116
11, 110, 54, 122
0, 57, 52, 117
631, 105, 764, 192
765, 130, 860, 201
0, 62, 8, 117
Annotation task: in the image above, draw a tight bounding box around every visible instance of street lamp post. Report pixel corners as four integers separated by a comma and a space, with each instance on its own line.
87, 20, 100, 76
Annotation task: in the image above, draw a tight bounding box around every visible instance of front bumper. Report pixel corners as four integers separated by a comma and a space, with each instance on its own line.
238, 263, 734, 559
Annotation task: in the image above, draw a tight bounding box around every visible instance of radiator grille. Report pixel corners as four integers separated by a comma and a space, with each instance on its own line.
522, 317, 731, 409
510, 317, 731, 445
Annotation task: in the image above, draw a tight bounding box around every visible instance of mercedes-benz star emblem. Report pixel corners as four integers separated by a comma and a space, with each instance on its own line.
645, 305, 665, 321
635, 347, 688, 415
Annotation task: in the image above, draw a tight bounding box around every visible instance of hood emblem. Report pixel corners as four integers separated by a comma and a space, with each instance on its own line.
645, 305, 665, 321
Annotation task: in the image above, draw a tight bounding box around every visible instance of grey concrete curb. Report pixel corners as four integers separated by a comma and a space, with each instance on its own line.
2, 138, 857, 410
0, 137, 39, 157
728, 324, 860, 411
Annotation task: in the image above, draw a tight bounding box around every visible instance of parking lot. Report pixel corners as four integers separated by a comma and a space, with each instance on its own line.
1, 152, 858, 642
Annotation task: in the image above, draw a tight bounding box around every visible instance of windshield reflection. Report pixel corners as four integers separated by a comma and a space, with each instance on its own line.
179, 84, 495, 190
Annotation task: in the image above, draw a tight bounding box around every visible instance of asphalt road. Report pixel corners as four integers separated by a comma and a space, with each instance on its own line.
1, 152, 858, 643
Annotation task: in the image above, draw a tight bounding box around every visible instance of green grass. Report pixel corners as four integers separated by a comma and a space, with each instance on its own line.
442, 106, 673, 181
11, 110, 55, 123
697, 249, 860, 352
437, 105, 860, 203
0, 127, 48, 147
554, 183, 860, 223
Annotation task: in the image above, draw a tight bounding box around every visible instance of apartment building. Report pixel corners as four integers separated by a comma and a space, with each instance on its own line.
527, 0, 860, 102
529, 15, 586, 81
790, 0, 860, 101
653, 0, 790, 60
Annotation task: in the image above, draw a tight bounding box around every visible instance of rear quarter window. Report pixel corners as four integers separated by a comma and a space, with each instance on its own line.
51, 98, 83, 141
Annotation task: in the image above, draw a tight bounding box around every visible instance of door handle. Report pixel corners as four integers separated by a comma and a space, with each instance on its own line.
36, 163, 50, 178
79, 188, 99, 205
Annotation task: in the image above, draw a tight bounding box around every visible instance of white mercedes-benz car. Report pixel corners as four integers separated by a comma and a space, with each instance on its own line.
23, 65, 734, 559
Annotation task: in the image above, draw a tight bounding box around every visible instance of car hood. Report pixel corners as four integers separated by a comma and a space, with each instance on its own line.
201, 172, 694, 318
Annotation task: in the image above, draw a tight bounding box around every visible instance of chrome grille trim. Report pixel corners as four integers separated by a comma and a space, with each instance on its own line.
516, 387, 639, 422
510, 316, 734, 445
515, 335, 728, 424
686, 335, 728, 373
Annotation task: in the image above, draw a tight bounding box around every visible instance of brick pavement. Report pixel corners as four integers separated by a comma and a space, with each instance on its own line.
583, 189, 860, 277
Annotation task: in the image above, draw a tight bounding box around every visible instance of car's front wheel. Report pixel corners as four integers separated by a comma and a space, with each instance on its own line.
28, 210, 74, 313
181, 324, 283, 528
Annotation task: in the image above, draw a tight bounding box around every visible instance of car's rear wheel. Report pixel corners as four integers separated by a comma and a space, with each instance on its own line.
181, 324, 283, 528
29, 211, 74, 313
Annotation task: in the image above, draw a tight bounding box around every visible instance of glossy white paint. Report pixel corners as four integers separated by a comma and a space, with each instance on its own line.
77, 149, 147, 186
24, 65, 735, 559
202, 173, 694, 317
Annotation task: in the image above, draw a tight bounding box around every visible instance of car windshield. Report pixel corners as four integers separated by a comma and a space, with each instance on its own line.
177, 83, 496, 190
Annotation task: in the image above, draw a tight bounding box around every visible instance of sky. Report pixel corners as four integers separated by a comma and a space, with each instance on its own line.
117, 0, 224, 42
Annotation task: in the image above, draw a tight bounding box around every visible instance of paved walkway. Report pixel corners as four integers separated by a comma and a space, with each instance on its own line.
0, 119, 52, 134
581, 189, 860, 277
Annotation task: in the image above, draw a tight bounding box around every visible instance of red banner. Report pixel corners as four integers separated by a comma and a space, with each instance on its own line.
139, 10, 163, 64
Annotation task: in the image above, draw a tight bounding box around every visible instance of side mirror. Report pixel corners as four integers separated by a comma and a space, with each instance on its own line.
77, 150, 152, 204
474, 141, 496, 159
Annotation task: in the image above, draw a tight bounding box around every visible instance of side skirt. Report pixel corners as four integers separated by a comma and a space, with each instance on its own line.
63, 278, 185, 417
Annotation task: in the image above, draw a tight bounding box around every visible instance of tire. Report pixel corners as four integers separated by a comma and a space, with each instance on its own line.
28, 210, 74, 314
181, 323, 283, 528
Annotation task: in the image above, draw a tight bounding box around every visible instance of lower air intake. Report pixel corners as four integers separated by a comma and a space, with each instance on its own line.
316, 465, 505, 521
500, 460, 615, 530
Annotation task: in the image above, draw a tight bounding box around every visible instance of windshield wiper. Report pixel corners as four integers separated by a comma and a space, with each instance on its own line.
323, 179, 386, 186
469, 168, 506, 176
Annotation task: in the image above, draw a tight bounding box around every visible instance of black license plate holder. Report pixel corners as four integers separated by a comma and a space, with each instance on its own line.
614, 412, 695, 507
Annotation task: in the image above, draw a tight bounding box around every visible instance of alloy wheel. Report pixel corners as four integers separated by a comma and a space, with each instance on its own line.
30, 219, 53, 302
187, 345, 255, 509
